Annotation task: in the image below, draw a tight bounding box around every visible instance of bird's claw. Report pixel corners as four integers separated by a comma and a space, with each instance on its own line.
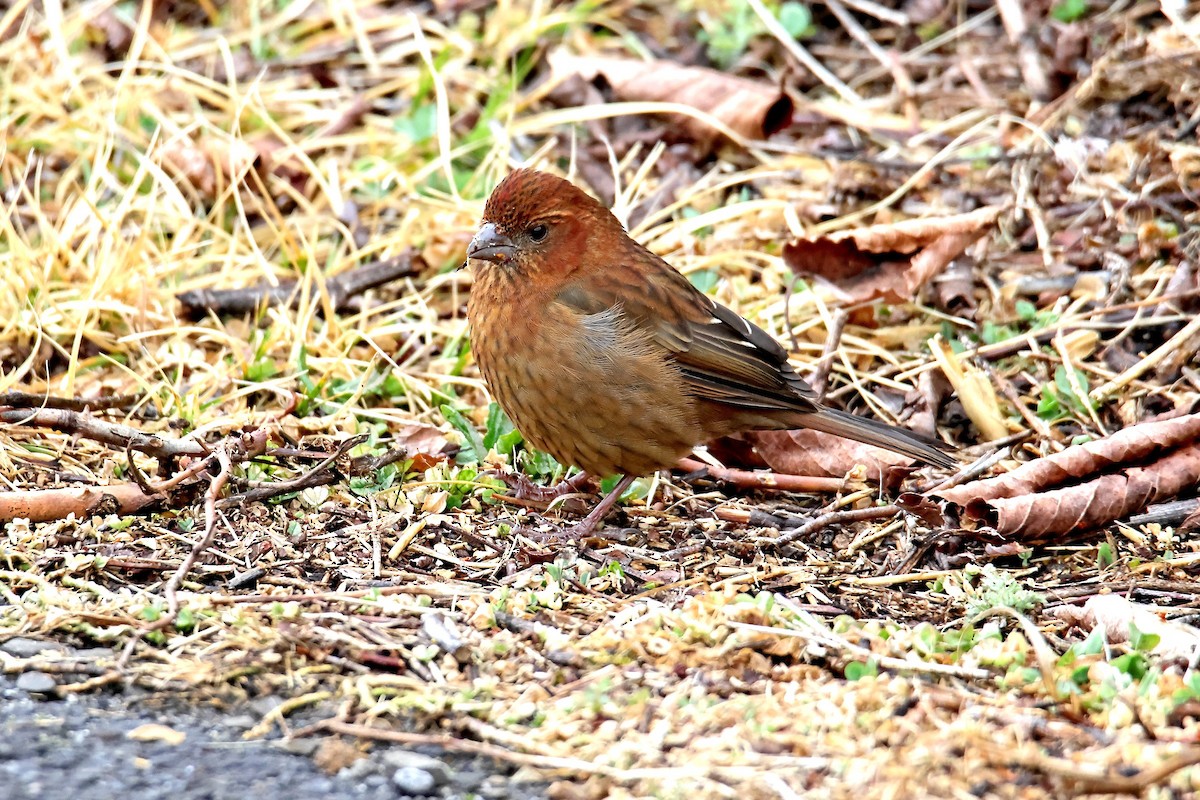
496, 471, 594, 504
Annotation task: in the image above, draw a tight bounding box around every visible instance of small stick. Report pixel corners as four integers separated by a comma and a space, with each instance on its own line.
746, 0, 861, 104
677, 458, 850, 494
995, 0, 1051, 101
808, 308, 849, 400
176, 251, 421, 317
775, 504, 902, 547
1091, 314, 1200, 402
0, 391, 144, 412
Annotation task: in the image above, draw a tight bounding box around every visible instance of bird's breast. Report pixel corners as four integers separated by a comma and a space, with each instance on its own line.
467, 293, 701, 477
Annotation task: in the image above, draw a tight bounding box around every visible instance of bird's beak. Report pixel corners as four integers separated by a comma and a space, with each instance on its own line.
467, 223, 517, 265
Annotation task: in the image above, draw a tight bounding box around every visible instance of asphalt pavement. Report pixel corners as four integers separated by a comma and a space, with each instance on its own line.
0, 641, 546, 800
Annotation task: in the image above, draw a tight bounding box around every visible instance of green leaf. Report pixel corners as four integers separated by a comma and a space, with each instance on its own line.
243, 356, 278, 383
1071, 629, 1105, 657
1110, 652, 1148, 680
495, 429, 524, 458
393, 102, 438, 143
174, 608, 196, 633
483, 402, 516, 450
441, 405, 488, 464
1051, 0, 1089, 23
688, 268, 720, 294
521, 448, 561, 479
1054, 364, 1096, 414
981, 321, 1017, 345
1036, 384, 1063, 420
777, 2, 813, 38
844, 659, 877, 681
1128, 622, 1160, 653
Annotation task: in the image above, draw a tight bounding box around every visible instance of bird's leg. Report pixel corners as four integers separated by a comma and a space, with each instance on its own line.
506, 470, 593, 503
561, 474, 637, 540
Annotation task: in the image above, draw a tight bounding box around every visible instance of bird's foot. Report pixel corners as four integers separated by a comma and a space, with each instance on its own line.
532, 474, 638, 543
500, 471, 594, 504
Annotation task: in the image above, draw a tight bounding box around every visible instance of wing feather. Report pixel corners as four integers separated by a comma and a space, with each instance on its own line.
554, 249, 819, 413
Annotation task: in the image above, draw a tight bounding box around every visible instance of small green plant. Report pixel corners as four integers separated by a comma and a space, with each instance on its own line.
441, 402, 562, 480
699, 1, 813, 69
348, 461, 400, 496
441, 404, 489, 464
1051, 0, 1089, 23
1037, 365, 1097, 421
965, 565, 1046, 618
1127, 622, 1161, 654
844, 659, 878, 681
1171, 671, 1200, 706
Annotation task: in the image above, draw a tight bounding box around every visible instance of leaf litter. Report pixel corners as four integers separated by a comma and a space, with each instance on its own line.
1, 2, 1200, 798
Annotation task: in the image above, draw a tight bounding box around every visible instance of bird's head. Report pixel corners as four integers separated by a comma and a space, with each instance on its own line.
467, 169, 619, 283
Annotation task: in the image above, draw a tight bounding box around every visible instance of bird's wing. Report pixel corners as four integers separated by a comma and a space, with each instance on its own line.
555, 251, 820, 413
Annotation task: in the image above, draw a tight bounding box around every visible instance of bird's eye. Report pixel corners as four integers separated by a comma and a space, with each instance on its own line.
528, 224, 549, 242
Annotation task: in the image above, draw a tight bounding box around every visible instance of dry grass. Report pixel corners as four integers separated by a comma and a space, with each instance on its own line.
3, 1, 1200, 797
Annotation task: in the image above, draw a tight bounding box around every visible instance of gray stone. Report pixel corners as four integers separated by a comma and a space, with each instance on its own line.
382, 750, 451, 785
2, 638, 65, 658
15, 671, 58, 695
392, 766, 437, 795
274, 737, 320, 756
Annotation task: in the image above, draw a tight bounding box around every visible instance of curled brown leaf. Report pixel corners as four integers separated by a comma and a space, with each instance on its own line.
548, 50, 793, 151
784, 206, 1003, 305
936, 413, 1200, 537
748, 428, 915, 487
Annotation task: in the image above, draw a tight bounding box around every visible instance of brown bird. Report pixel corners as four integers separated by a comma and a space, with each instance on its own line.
466, 169, 955, 538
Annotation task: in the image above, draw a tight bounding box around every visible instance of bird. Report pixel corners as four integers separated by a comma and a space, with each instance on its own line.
465, 168, 956, 539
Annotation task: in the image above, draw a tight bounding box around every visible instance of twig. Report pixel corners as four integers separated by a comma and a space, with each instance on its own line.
299, 718, 829, 779
823, 0, 914, 116
0, 391, 145, 412
219, 434, 373, 506
677, 457, 850, 494
1, 408, 207, 459
1091, 314, 1200, 402
118, 432, 267, 668
775, 504, 901, 547
1126, 498, 1200, 528
921, 443, 1018, 496
176, 251, 421, 318
981, 743, 1200, 795
808, 308, 848, 400
995, 0, 1051, 101
728, 618, 991, 680
746, 0, 861, 104
825, 0, 907, 26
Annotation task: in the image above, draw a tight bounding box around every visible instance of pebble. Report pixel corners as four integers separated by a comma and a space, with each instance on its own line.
392, 766, 437, 795
382, 751, 452, 786
15, 671, 58, 696
2, 638, 65, 658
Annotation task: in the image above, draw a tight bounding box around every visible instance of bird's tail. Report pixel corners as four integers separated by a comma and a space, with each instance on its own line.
790, 408, 958, 468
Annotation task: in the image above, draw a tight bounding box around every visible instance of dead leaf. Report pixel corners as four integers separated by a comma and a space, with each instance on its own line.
749, 428, 915, 486
784, 206, 1002, 306
1182, 504, 1200, 533
936, 413, 1200, 538
158, 137, 217, 198
548, 50, 792, 151
312, 736, 364, 774
396, 421, 451, 457
1052, 595, 1200, 662
930, 334, 1013, 442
